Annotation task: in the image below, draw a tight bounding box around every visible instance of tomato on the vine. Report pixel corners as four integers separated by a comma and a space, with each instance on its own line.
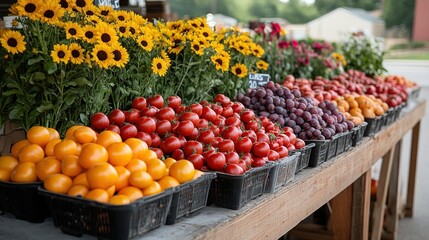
177, 120, 195, 137
183, 140, 203, 157
160, 136, 181, 154
90, 113, 110, 131
109, 109, 125, 125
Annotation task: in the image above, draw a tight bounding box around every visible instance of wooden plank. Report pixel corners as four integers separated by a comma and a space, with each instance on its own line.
382, 140, 402, 240
405, 121, 421, 217
351, 171, 371, 240
371, 145, 395, 240
287, 223, 334, 240
329, 184, 353, 240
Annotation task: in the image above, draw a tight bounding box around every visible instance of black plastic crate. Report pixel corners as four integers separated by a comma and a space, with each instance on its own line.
327, 134, 341, 161
384, 108, 395, 126
352, 122, 368, 146
336, 131, 354, 156
208, 163, 271, 210
166, 172, 216, 225
0, 181, 48, 223
343, 130, 354, 152
407, 86, 421, 101
265, 153, 300, 193
364, 116, 381, 137
39, 188, 174, 240
304, 140, 330, 167
293, 143, 315, 173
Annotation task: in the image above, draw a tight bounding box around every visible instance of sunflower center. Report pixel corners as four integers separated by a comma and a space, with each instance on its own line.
7, 38, 18, 47
157, 63, 162, 69
141, 40, 148, 47
118, 16, 125, 21
97, 51, 108, 61
215, 59, 223, 65
44, 10, 55, 19
173, 39, 181, 48
236, 68, 242, 75
76, 0, 86, 8
203, 32, 209, 37
101, 10, 109, 16
85, 31, 94, 39
192, 23, 198, 28
71, 49, 80, 58
24, 3, 36, 13
86, 10, 94, 16
113, 50, 121, 61
129, 27, 135, 34
119, 27, 126, 33
193, 45, 200, 51
68, 28, 77, 35
101, 33, 111, 43
60, 0, 68, 8
58, 51, 66, 59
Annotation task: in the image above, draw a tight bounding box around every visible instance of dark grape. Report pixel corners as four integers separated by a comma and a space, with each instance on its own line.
335, 124, 343, 133
251, 97, 257, 104
296, 117, 304, 125
267, 103, 275, 113
260, 111, 270, 117
287, 120, 296, 128
293, 125, 301, 134
346, 120, 355, 130
256, 89, 266, 98
289, 113, 297, 121
277, 116, 285, 126
237, 93, 244, 101
285, 93, 294, 100
303, 123, 311, 130
306, 130, 313, 139
286, 99, 294, 109
269, 113, 279, 121
292, 89, 301, 98
273, 97, 280, 106
299, 132, 307, 140
309, 107, 318, 114
313, 129, 321, 137
276, 88, 284, 96
318, 102, 326, 109
260, 106, 266, 111
275, 106, 284, 114
266, 96, 273, 104
254, 102, 261, 109
302, 111, 312, 121
266, 89, 273, 96
322, 129, 332, 139
295, 109, 304, 117
317, 135, 325, 140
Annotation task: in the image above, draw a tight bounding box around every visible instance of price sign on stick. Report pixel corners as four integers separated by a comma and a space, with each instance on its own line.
94, 0, 120, 9
248, 73, 270, 89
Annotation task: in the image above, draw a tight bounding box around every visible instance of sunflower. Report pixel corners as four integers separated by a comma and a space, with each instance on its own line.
113, 10, 130, 22
136, 35, 154, 52
73, 0, 93, 10
91, 44, 114, 69
197, 27, 214, 40
332, 52, 347, 66
64, 22, 83, 39
211, 42, 225, 53
211, 55, 229, 72
115, 21, 128, 37
232, 41, 251, 56
167, 20, 184, 30
86, 15, 101, 25
161, 50, 171, 67
250, 43, 265, 58
68, 43, 85, 64
51, 44, 70, 63
81, 25, 97, 44
256, 60, 269, 71
231, 63, 248, 78
8, 4, 19, 15
130, 12, 147, 25
168, 34, 185, 54
95, 22, 119, 45
15, 0, 41, 19
151, 57, 168, 77
82, 4, 99, 16
111, 43, 129, 68
0, 30, 26, 54
59, 0, 74, 10
190, 39, 205, 56
127, 22, 140, 38
97, 5, 114, 19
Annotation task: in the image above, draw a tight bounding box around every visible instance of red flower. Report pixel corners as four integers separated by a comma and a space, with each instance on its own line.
278, 40, 289, 49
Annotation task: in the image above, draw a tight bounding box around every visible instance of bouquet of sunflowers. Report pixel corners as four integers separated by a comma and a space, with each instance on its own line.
0, 0, 266, 135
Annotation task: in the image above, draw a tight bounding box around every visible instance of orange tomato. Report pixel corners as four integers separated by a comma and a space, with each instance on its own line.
44, 139, 61, 157
86, 163, 118, 190
75, 143, 82, 156
44, 173, 73, 194
107, 142, 133, 166
85, 189, 109, 203
163, 158, 176, 169
125, 159, 147, 173
146, 159, 166, 180
158, 176, 180, 190
142, 181, 162, 196
11, 139, 30, 158
27, 126, 50, 147
78, 143, 108, 169
140, 149, 158, 163
118, 186, 143, 202
72, 172, 88, 187
73, 126, 97, 144
192, 170, 203, 180
47, 128, 60, 141
18, 144, 45, 163
0, 155, 19, 172
107, 185, 116, 197
0, 169, 11, 181
108, 194, 130, 205
95, 130, 122, 148
36, 158, 61, 181
65, 125, 84, 141
67, 184, 89, 197
61, 155, 82, 177
124, 138, 148, 159
54, 139, 78, 160
114, 166, 130, 191
129, 170, 153, 189
169, 160, 195, 184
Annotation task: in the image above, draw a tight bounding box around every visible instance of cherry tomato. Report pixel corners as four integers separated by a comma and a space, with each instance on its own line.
180, 112, 200, 126
197, 129, 215, 145
183, 140, 203, 157
225, 116, 241, 127
224, 163, 244, 175
225, 152, 239, 164
156, 107, 175, 121
120, 124, 138, 140
160, 136, 181, 154
206, 152, 226, 171
222, 126, 240, 142
132, 97, 147, 111
124, 109, 140, 124
217, 139, 235, 153
90, 113, 110, 130
108, 109, 125, 125
147, 94, 164, 108
201, 106, 216, 122
235, 137, 252, 154
156, 119, 172, 136
150, 133, 161, 148
106, 125, 121, 135
252, 142, 270, 157
177, 120, 195, 137
141, 106, 158, 117
135, 117, 156, 134
135, 132, 152, 147
187, 153, 204, 170
168, 96, 181, 110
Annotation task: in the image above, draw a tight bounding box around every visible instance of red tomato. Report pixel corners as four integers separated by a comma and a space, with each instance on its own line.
201, 106, 217, 122
109, 109, 125, 125
268, 150, 280, 161
252, 157, 267, 167
132, 97, 147, 111
141, 106, 158, 118
225, 116, 241, 127
160, 136, 181, 154
279, 134, 290, 147
225, 152, 239, 164
231, 102, 244, 113
152, 147, 164, 159
287, 144, 296, 151
224, 163, 244, 175
206, 152, 226, 171
197, 119, 209, 129
241, 153, 252, 167
171, 149, 185, 160
222, 126, 240, 142
275, 146, 289, 158
120, 124, 137, 140
180, 112, 200, 126
197, 130, 215, 145
285, 131, 297, 145
188, 128, 199, 140
210, 125, 220, 136
212, 115, 225, 126
135, 117, 156, 134
90, 112, 110, 130
156, 107, 175, 121
168, 96, 181, 110
156, 120, 172, 136
245, 120, 259, 132
241, 130, 257, 143
188, 153, 204, 170
217, 139, 235, 153
124, 109, 140, 124
221, 106, 234, 118
202, 149, 217, 160
240, 110, 255, 123
211, 104, 223, 115
235, 137, 252, 154
135, 132, 152, 147
256, 132, 270, 143
214, 94, 231, 106
147, 94, 164, 108
252, 142, 270, 157
150, 133, 161, 148
237, 160, 248, 172
177, 120, 195, 137
106, 125, 121, 135
177, 135, 186, 148
294, 139, 305, 149
183, 140, 203, 157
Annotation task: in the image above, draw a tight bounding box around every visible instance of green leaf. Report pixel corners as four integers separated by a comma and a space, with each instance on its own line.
28, 56, 44, 66
79, 113, 89, 125
2, 90, 21, 97
64, 94, 76, 106
32, 72, 46, 81
75, 77, 89, 87
186, 87, 195, 94
9, 108, 23, 120
44, 62, 57, 74
65, 81, 77, 87
36, 103, 53, 113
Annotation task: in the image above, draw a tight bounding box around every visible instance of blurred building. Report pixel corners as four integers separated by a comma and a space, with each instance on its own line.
413, 0, 429, 41
306, 7, 385, 42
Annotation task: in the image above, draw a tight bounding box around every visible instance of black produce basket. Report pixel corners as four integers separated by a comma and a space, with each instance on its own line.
364, 116, 382, 137
384, 108, 395, 126
326, 134, 341, 161
343, 130, 354, 152
304, 139, 330, 167
336, 131, 354, 155
265, 153, 300, 193
39, 188, 174, 240
293, 143, 315, 173
352, 122, 368, 147
0, 181, 48, 223
166, 172, 216, 225
407, 86, 421, 101
208, 163, 272, 210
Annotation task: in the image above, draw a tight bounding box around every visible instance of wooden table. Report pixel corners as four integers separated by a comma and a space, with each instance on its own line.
0, 100, 425, 240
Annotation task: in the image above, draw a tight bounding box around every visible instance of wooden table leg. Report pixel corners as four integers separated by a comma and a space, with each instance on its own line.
405, 121, 421, 217
371, 145, 396, 240
351, 171, 372, 240
382, 140, 402, 240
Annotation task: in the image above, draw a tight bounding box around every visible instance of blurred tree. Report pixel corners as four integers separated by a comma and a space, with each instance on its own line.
314, 0, 380, 15
382, 0, 415, 36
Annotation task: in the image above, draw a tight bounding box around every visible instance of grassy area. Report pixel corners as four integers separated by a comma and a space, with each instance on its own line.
385, 51, 429, 60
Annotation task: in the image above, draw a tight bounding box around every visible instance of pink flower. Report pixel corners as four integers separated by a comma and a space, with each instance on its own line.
278, 40, 289, 49
291, 40, 299, 48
